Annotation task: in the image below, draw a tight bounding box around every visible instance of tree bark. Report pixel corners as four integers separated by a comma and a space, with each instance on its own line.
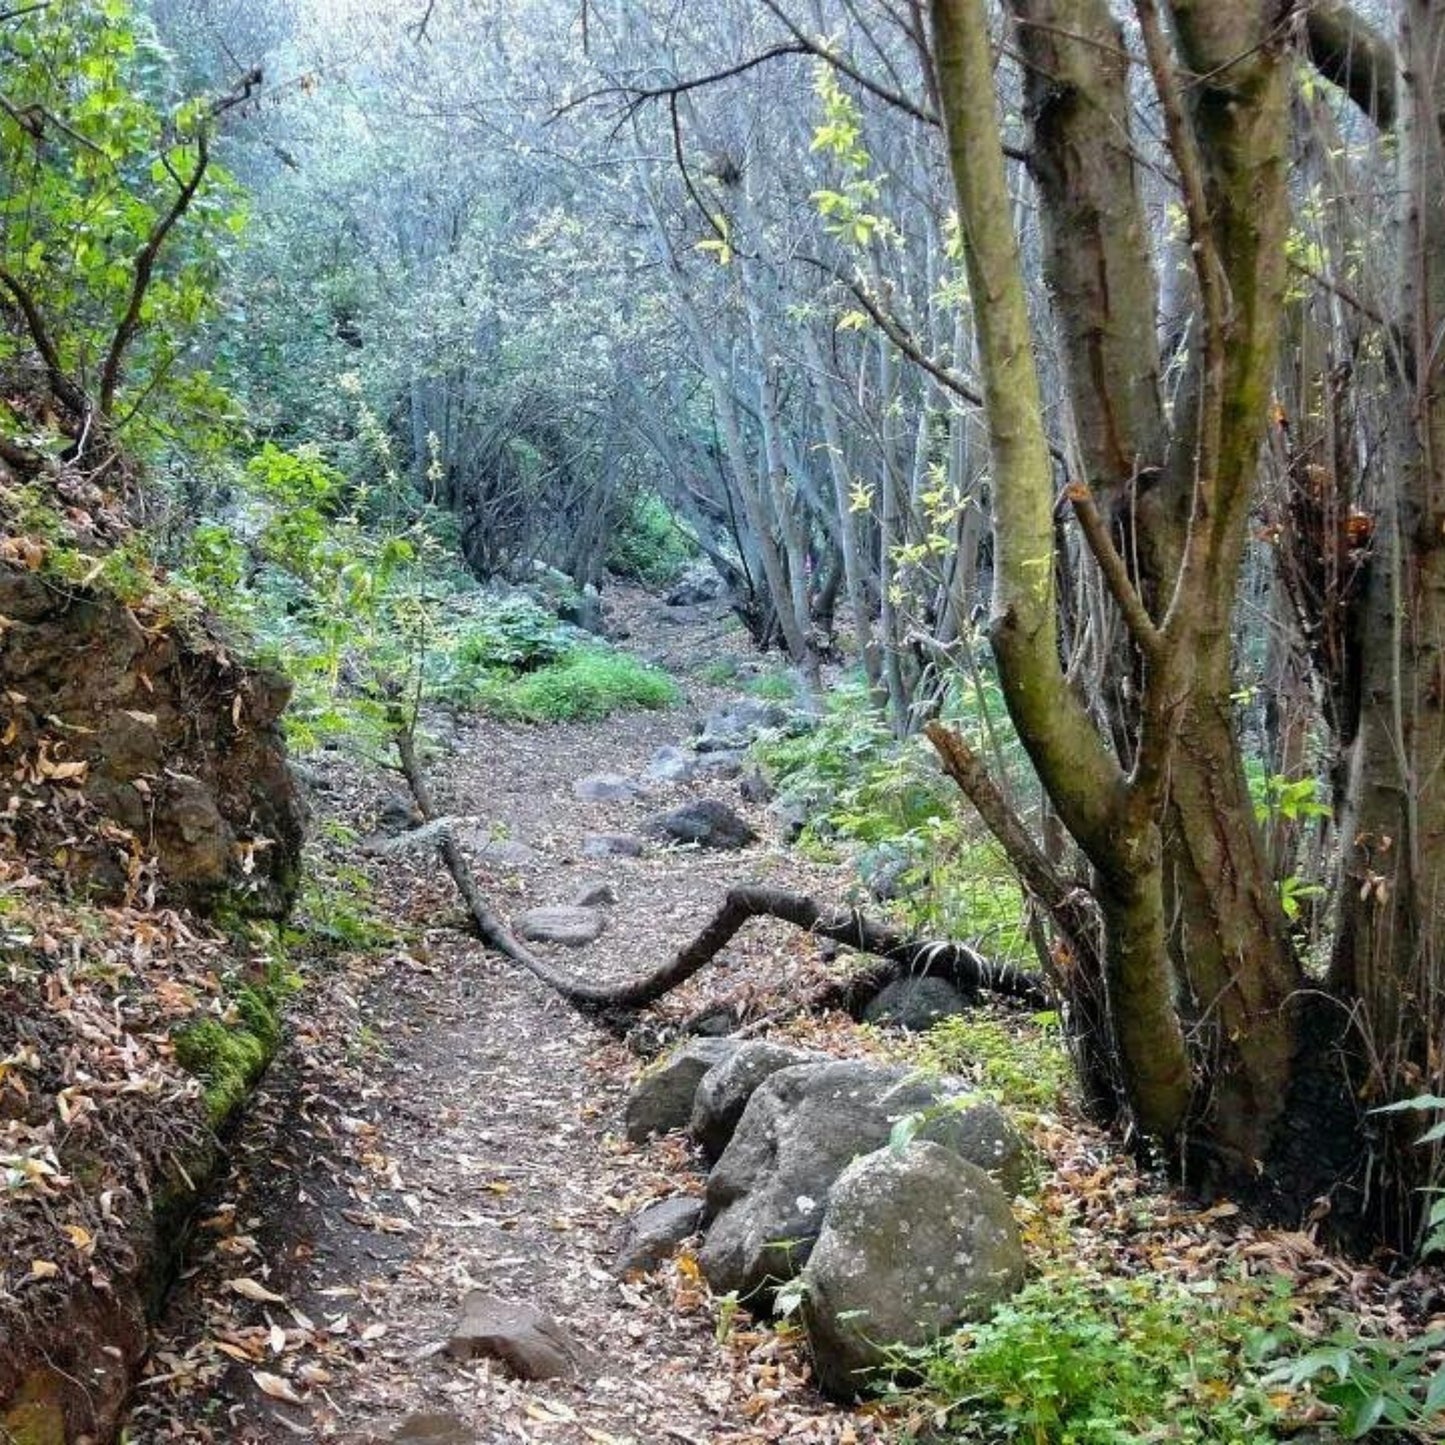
1332, 0, 1445, 1237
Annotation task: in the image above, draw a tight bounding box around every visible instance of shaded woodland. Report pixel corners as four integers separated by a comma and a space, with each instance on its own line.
3, 0, 1445, 1441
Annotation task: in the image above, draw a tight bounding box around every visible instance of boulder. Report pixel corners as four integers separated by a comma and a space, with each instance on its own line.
692, 750, 745, 780
666, 569, 723, 606
690, 1041, 823, 1163
643, 745, 695, 783
861, 977, 972, 1032
644, 799, 757, 851
769, 798, 810, 843
516, 906, 605, 947
699, 1061, 1024, 1299
445, 1293, 585, 1380
695, 699, 790, 753
738, 766, 775, 804
612, 1196, 705, 1276
574, 773, 644, 803
581, 832, 644, 858
857, 845, 919, 903
800, 1141, 1025, 1399
626, 1037, 739, 1142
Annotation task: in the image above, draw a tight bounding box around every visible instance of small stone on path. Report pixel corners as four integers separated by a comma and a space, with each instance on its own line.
644, 799, 757, 851
516, 905, 605, 947
612, 1196, 704, 1276
445, 1292, 586, 1380
570, 881, 617, 908
574, 773, 644, 803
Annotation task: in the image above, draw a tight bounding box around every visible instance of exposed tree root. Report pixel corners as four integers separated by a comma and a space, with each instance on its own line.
395, 729, 1049, 1023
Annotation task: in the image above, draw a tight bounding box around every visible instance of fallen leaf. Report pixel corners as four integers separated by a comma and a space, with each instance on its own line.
229, 1276, 286, 1304
252, 1369, 305, 1406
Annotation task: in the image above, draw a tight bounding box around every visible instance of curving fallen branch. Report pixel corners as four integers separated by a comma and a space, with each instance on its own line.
394, 729, 1049, 1020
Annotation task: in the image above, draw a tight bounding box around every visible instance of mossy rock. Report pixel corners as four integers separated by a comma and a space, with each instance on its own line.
172, 984, 281, 1126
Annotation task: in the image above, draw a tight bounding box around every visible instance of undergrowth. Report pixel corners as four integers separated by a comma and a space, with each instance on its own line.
468, 646, 678, 722
886, 1271, 1295, 1444
906, 1013, 1074, 1114
606, 487, 697, 587
754, 679, 1031, 961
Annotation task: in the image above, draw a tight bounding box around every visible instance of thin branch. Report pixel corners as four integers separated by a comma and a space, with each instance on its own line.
799, 254, 1070, 465
1065, 481, 1163, 659
669, 93, 729, 248
757, 0, 939, 125
98, 132, 209, 417
552, 44, 816, 122
0, 267, 86, 415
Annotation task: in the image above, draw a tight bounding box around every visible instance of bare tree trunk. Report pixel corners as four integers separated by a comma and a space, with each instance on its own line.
1333, 0, 1445, 1238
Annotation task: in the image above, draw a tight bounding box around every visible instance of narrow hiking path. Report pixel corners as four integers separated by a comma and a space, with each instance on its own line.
123, 590, 885, 1445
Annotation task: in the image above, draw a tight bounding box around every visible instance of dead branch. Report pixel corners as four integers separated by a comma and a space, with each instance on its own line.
393, 729, 1048, 1019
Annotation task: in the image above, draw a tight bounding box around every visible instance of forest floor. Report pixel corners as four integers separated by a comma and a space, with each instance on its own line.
119, 588, 1438, 1445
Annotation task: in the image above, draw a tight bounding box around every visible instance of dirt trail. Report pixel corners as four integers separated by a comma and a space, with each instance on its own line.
123, 592, 881, 1445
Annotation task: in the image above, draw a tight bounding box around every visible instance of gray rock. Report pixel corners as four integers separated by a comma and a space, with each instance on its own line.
613, 1196, 705, 1276
643, 745, 696, 783
472, 836, 542, 869
574, 773, 645, 803
666, 569, 723, 606
692, 750, 745, 780
559, 584, 604, 635
570, 881, 617, 908
626, 1037, 740, 1142
861, 977, 972, 1032
739, 767, 774, 804
581, 832, 644, 858
445, 1292, 586, 1380
696, 699, 790, 753
690, 1040, 823, 1163
857, 845, 919, 903
699, 1061, 1024, 1300
377, 794, 423, 833
289, 761, 335, 794
516, 906, 605, 947
769, 799, 810, 843
800, 1141, 1025, 1399
644, 799, 757, 851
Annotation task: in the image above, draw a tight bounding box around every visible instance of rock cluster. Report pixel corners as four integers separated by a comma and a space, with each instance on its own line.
619, 1038, 1028, 1399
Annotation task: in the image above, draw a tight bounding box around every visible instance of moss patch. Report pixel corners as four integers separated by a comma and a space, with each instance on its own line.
2, 1373, 67, 1445
172, 984, 281, 1127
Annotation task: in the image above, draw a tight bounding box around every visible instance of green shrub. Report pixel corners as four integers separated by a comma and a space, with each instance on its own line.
890, 1272, 1292, 1444
482, 648, 678, 722
755, 684, 1031, 961
1262, 1322, 1445, 1438
747, 670, 800, 702
451, 594, 574, 672
697, 657, 741, 685
911, 1013, 1073, 1113
607, 488, 697, 587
